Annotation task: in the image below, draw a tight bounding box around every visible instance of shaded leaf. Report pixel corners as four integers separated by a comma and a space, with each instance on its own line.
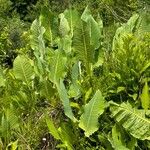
40, 6, 58, 44
56, 79, 76, 122
112, 124, 129, 150
59, 13, 70, 37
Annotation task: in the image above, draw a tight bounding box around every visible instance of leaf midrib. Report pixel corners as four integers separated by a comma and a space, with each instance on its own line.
85, 96, 97, 131
117, 105, 150, 124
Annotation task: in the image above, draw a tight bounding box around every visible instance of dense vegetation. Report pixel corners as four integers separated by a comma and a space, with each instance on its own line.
0, 0, 150, 149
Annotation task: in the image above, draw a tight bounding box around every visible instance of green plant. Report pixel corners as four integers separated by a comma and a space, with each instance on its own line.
0, 5, 150, 150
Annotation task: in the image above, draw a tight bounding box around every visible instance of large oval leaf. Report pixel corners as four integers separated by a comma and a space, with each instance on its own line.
13, 55, 34, 84
79, 90, 105, 137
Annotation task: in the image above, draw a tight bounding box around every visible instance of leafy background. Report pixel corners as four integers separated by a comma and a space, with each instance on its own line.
0, 0, 150, 149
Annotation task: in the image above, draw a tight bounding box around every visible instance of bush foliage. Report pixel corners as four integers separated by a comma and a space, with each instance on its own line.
0, 0, 150, 149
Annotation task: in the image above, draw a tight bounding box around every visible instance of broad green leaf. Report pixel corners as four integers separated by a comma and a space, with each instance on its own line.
140, 81, 150, 110
137, 11, 150, 35
30, 18, 47, 77
63, 9, 80, 37
79, 90, 105, 137
30, 19, 45, 60
81, 6, 91, 22
48, 50, 67, 84
59, 35, 72, 54
73, 7, 101, 74
59, 9, 79, 54
13, 55, 34, 84
89, 16, 101, 49
46, 116, 60, 140
81, 6, 101, 49
68, 62, 81, 98
73, 20, 94, 74
40, 6, 58, 44
56, 79, 76, 122
126, 14, 139, 32
110, 102, 150, 140
59, 13, 70, 37
39, 80, 55, 100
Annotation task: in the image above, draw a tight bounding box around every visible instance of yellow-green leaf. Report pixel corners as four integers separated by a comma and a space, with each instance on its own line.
141, 81, 150, 110
79, 90, 105, 137
46, 116, 60, 140
13, 55, 34, 84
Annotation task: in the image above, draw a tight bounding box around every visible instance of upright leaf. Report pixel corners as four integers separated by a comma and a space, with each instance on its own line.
79, 90, 105, 137
30, 18, 47, 77
59, 9, 79, 54
1, 108, 19, 139
89, 16, 101, 49
40, 6, 58, 45
30, 19, 45, 60
48, 50, 67, 84
59, 13, 70, 37
56, 79, 76, 122
73, 20, 94, 74
81, 6, 101, 49
73, 7, 102, 74
68, 62, 81, 98
46, 116, 60, 140
59, 13, 72, 54
58, 122, 75, 150
141, 81, 150, 110
63, 9, 80, 37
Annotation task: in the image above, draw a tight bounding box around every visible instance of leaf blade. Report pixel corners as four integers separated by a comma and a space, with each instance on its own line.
56, 79, 76, 122
110, 102, 150, 140
79, 90, 105, 137
13, 55, 34, 84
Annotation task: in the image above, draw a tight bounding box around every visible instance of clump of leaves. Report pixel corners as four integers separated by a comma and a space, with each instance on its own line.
1, 5, 150, 150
